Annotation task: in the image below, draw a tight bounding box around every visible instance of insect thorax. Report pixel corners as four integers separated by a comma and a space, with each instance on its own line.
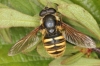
43, 14, 57, 34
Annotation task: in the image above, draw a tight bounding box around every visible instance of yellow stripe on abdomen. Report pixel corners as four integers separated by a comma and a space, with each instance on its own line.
43, 35, 66, 58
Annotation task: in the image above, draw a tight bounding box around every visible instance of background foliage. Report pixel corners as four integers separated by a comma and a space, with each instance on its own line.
0, 0, 100, 66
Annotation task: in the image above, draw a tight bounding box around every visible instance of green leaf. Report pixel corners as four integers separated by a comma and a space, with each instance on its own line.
9, 0, 41, 16
0, 3, 9, 8
71, 0, 100, 24
58, 3, 100, 40
49, 56, 100, 66
38, 0, 69, 7
0, 61, 50, 66
67, 58, 100, 66
0, 31, 52, 66
0, 0, 8, 5
61, 52, 84, 65
0, 28, 11, 43
0, 8, 40, 28
49, 52, 84, 66
37, 43, 51, 58
64, 44, 79, 55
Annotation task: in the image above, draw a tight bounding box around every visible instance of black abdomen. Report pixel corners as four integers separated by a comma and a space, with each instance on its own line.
43, 32, 66, 58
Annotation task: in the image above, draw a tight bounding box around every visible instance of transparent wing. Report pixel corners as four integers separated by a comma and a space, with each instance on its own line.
61, 22, 96, 48
8, 26, 41, 56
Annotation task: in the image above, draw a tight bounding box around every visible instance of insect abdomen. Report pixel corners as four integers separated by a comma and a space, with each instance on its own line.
43, 33, 66, 58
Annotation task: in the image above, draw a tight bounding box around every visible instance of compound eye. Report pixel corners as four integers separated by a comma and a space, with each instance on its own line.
47, 8, 56, 14
39, 10, 47, 16
39, 8, 56, 16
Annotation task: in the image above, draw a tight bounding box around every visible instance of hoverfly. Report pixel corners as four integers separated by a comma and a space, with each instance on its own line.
8, 7, 96, 58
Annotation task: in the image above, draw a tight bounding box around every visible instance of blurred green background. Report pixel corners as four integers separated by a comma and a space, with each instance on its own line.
0, 0, 100, 66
